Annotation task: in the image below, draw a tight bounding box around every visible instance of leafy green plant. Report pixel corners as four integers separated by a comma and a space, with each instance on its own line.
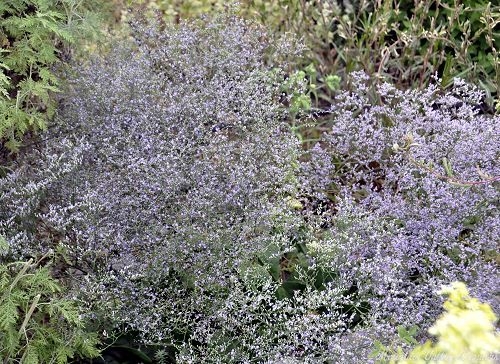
371, 325, 420, 362
389, 0, 499, 102
0, 236, 100, 363
0, 0, 104, 153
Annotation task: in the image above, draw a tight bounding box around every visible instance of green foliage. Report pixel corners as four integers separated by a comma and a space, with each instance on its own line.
281, 69, 311, 116
240, 0, 347, 107
253, 0, 499, 108
0, 237, 101, 363
385, 0, 500, 100
0, 0, 104, 153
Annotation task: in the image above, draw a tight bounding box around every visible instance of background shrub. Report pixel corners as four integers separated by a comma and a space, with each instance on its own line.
122, 0, 500, 112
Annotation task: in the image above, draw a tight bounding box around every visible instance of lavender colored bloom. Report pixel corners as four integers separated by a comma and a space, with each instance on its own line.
301, 73, 499, 332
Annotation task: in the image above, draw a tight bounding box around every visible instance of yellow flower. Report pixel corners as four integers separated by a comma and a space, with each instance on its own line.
396, 282, 500, 364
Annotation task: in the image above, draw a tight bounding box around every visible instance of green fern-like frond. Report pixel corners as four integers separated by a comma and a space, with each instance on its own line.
49, 299, 82, 327
0, 0, 104, 152
23, 266, 61, 294
0, 63, 10, 98
53, 344, 74, 364
22, 344, 39, 364
38, 67, 59, 85
0, 272, 9, 290
0, 240, 101, 363
0, 327, 19, 357
0, 298, 19, 331
73, 332, 101, 359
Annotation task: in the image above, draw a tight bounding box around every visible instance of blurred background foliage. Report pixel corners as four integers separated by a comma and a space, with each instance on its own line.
113, 0, 499, 112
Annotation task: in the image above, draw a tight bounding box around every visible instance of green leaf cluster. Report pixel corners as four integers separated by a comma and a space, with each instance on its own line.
0, 237, 100, 364
0, 0, 103, 153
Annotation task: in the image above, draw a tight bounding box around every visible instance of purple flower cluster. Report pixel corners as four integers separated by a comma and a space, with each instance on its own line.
0, 13, 306, 351
301, 73, 499, 330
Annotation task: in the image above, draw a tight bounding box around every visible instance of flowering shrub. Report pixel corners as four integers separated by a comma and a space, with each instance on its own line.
301, 73, 499, 332
0, 12, 313, 353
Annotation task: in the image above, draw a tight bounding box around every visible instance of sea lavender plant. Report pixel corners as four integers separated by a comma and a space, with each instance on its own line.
300, 72, 500, 336
0, 11, 317, 354
2, 10, 497, 363
0, 12, 389, 360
